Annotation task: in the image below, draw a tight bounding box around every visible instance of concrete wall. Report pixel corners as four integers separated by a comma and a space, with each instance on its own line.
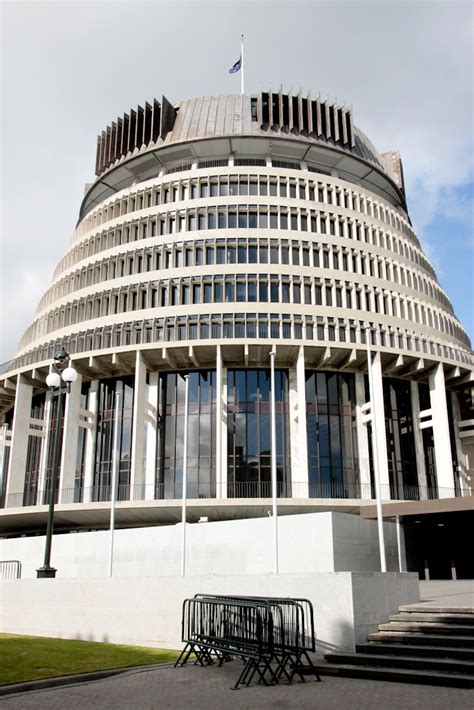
0, 512, 399, 579
0, 571, 419, 653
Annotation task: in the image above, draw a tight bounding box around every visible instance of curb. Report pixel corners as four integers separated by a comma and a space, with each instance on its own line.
0, 662, 176, 697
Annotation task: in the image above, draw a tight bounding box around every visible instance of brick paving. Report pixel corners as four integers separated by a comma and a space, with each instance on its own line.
0, 662, 472, 710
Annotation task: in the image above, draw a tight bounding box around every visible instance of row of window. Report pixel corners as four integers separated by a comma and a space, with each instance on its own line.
38, 236, 450, 328
32, 272, 466, 346
76, 172, 416, 244
56, 200, 430, 284
15, 312, 472, 378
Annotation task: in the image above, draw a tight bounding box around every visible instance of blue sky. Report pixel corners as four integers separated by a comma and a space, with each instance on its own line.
410, 181, 473, 340
1, 0, 473, 361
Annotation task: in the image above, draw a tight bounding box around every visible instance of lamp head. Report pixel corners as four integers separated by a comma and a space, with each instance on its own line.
61, 366, 78, 384
54, 347, 69, 367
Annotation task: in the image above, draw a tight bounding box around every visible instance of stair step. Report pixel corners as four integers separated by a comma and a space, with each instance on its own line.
367, 631, 474, 647
356, 642, 474, 661
399, 605, 474, 615
390, 612, 474, 625
310, 661, 474, 688
378, 622, 474, 635
325, 652, 474, 675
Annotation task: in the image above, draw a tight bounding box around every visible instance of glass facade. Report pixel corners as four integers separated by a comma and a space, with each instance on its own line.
156, 370, 216, 498
419, 382, 437, 498
93, 376, 134, 501
42, 392, 65, 505
306, 371, 359, 497
227, 369, 291, 497
23, 393, 46, 506
73, 382, 90, 503
383, 378, 418, 499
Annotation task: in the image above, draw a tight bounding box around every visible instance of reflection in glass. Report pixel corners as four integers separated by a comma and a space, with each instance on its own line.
306, 371, 358, 498
227, 369, 291, 498
93, 377, 134, 502
156, 371, 216, 499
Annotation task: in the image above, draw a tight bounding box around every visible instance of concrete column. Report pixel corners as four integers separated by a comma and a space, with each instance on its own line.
82, 379, 99, 503
144, 371, 158, 501
355, 373, 372, 499
38, 395, 53, 498
130, 351, 147, 500
370, 352, 390, 496
216, 346, 228, 499
450, 392, 468, 495
59, 373, 83, 503
429, 363, 455, 496
216, 345, 223, 498
6, 375, 33, 507
396, 516, 407, 572
289, 346, 309, 498
410, 381, 428, 500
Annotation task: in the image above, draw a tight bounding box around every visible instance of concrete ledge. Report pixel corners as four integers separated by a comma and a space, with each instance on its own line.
0, 572, 419, 652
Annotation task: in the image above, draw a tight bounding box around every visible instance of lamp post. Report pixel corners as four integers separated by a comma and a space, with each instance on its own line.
37, 348, 77, 578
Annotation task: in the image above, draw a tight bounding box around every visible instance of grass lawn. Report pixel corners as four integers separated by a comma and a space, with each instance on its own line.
0, 634, 179, 686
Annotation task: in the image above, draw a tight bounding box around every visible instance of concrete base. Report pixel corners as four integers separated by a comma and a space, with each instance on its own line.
0, 571, 419, 653
0, 512, 400, 579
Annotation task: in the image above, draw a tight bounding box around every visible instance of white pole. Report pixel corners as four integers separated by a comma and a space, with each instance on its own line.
181, 374, 190, 577
396, 515, 404, 572
270, 347, 279, 574
0, 424, 8, 500
365, 324, 387, 573
241, 34, 244, 95
108, 390, 121, 578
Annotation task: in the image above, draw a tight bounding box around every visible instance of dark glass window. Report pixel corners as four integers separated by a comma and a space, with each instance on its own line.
227, 369, 291, 497
24, 394, 47, 506
156, 371, 216, 499
93, 377, 134, 502
306, 371, 358, 498
383, 378, 418, 499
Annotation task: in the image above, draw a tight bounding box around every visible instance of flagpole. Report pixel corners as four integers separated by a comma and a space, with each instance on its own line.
241, 34, 244, 95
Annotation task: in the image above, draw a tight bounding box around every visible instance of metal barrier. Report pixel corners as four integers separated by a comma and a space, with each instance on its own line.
175, 595, 321, 689
0, 560, 22, 579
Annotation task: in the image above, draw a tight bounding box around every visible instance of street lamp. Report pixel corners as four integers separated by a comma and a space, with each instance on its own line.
36, 348, 77, 578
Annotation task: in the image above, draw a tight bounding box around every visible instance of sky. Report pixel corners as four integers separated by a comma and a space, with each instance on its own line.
1, 0, 473, 363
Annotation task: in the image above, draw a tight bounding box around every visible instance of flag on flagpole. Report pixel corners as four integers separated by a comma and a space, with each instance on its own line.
229, 56, 242, 74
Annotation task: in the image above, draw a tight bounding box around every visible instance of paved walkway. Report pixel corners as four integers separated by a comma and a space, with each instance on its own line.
419, 579, 474, 608
0, 662, 472, 710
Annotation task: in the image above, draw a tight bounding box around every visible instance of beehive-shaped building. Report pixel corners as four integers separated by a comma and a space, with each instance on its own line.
0, 90, 472, 539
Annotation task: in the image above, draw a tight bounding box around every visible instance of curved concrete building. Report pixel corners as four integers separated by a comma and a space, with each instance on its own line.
0, 90, 473, 554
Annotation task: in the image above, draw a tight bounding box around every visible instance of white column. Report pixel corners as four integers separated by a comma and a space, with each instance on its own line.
220, 364, 228, 499
355, 372, 371, 499
144, 371, 158, 501
216, 345, 223, 498
82, 379, 99, 503
396, 516, 407, 572
6, 375, 33, 507
289, 346, 309, 498
410, 380, 428, 500
59, 373, 83, 503
370, 351, 390, 495
429, 363, 455, 496
130, 350, 147, 500
38, 395, 53, 498
450, 392, 468, 495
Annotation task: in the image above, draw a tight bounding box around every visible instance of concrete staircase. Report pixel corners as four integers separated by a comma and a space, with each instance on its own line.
314, 605, 474, 688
